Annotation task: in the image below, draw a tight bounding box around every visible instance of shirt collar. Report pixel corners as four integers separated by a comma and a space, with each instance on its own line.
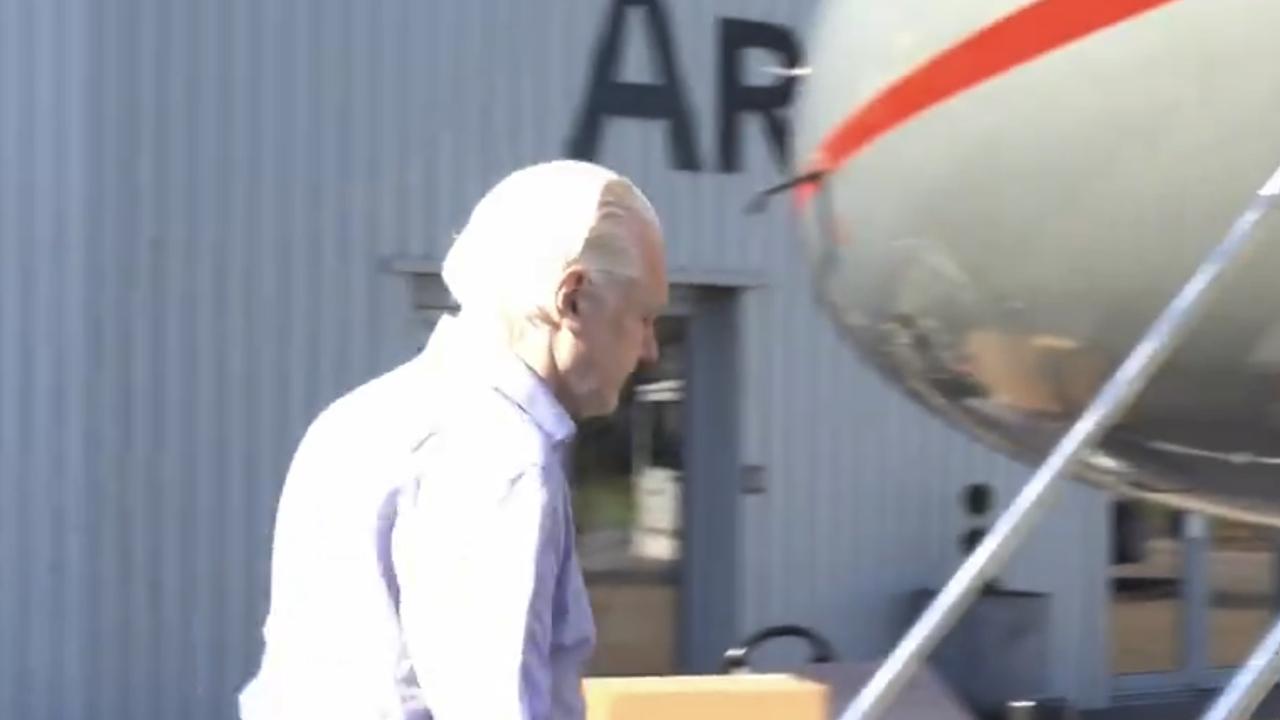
419, 313, 577, 447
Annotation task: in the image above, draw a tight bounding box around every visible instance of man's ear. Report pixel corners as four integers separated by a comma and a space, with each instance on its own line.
554, 267, 587, 323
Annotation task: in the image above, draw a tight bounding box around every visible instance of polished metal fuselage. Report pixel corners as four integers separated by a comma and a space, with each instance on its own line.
792, 0, 1280, 524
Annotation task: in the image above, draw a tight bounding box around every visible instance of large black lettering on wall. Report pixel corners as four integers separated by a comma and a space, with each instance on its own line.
718, 19, 801, 173
567, 0, 702, 171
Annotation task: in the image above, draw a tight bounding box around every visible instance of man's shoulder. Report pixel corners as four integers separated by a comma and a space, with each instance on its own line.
418, 383, 562, 479
286, 347, 564, 483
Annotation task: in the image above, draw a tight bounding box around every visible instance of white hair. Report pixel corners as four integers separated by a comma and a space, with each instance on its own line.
441, 159, 660, 330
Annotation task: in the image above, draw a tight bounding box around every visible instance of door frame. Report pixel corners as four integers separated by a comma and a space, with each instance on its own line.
678, 285, 742, 673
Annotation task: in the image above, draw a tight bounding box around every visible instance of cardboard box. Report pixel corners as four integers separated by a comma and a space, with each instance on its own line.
583, 673, 827, 720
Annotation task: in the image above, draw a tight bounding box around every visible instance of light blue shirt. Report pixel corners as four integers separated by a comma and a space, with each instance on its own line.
239, 313, 596, 719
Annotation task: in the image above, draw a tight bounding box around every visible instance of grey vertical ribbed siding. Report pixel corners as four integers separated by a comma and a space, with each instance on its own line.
1, 1, 92, 718
1, 1, 1109, 716
86, 2, 437, 717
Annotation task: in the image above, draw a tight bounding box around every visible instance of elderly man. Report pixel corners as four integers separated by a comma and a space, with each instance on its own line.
239, 159, 669, 719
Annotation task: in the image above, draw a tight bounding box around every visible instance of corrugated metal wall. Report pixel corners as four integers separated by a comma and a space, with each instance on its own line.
1, 1, 92, 718
2, 1, 1109, 717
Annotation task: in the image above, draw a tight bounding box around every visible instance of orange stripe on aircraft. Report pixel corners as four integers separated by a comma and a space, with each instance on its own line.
795, 0, 1182, 208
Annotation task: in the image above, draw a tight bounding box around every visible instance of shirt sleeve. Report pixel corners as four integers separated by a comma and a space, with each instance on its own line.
391, 452, 565, 720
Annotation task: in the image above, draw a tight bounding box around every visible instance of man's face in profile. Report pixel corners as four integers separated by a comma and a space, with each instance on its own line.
565, 221, 668, 419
